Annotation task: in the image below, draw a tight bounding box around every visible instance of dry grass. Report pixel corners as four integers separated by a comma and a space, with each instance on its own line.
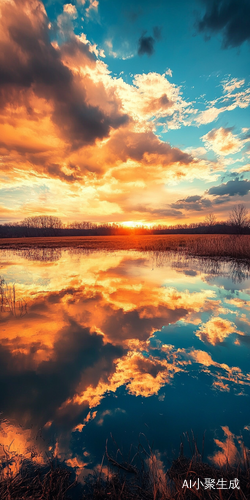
0, 463, 75, 500
0, 234, 249, 261
1, 435, 250, 500
0, 278, 27, 316
0, 234, 203, 251
184, 235, 250, 260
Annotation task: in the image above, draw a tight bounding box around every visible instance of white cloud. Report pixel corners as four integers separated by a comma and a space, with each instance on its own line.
196, 77, 250, 126
63, 4, 77, 17
202, 127, 244, 156
221, 76, 245, 94
196, 106, 224, 126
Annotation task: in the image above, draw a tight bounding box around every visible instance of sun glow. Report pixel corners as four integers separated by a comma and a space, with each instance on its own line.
121, 221, 152, 228
122, 221, 138, 228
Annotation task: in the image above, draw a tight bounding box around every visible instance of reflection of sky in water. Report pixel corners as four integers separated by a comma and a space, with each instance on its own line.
0, 248, 250, 473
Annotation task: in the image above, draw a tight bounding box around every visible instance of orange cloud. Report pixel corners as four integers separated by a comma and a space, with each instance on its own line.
0, 0, 224, 225
0, 420, 45, 476
1, 250, 250, 444
195, 317, 242, 345
210, 426, 242, 467
202, 127, 244, 156
61, 350, 183, 409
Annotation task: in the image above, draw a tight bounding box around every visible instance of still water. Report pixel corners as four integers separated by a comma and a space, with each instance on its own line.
0, 247, 250, 476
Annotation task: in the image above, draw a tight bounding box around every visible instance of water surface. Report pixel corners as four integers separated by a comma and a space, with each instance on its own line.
0, 247, 250, 476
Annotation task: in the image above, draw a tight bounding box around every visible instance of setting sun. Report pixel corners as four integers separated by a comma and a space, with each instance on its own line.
121, 221, 153, 228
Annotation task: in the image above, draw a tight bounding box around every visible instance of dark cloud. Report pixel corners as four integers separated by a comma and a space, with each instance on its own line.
108, 129, 193, 164
137, 26, 162, 57
47, 163, 80, 182
0, 318, 124, 429
197, 0, 250, 48
138, 32, 155, 56
101, 304, 187, 343
182, 195, 202, 203
171, 195, 212, 211
132, 205, 184, 218
213, 196, 231, 205
0, 0, 129, 150
207, 179, 250, 197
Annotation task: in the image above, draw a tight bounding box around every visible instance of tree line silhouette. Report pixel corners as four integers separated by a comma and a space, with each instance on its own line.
0, 205, 249, 238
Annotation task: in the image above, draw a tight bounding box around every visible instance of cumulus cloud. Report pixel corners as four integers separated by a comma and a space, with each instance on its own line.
63, 3, 77, 17
197, 0, 250, 48
202, 127, 244, 156
0, 0, 238, 224
171, 195, 212, 212
108, 71, 195, 127
195, 317, 240, 345
0, 0, 128, 152
0, 1, 199, 188
207, 179, 250, 197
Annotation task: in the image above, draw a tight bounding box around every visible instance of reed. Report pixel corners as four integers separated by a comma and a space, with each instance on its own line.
143, 235, 250, 261
0, 278, 27, 316
1, 234, 250, 261
1, 433, 249, 499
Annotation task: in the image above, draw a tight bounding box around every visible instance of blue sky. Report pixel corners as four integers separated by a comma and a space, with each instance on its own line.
0, 0, 249, 224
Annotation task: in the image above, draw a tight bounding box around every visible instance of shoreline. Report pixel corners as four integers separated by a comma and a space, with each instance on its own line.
0, 234, 249, 262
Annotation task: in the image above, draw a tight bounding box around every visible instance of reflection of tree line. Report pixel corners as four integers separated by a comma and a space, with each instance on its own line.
150, 252, 250, 284
15, 247, 62, 262
12, 247, 98, 262
3, 245, 250, 283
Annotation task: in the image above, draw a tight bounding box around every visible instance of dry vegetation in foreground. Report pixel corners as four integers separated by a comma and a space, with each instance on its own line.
1, 437, 250, 500
0, 234, 250, 261
0, 278, 27, 316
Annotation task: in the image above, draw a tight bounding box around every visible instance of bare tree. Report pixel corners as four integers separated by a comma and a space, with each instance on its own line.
21, 216, 63, 229
204, 213, 217, 226
229, 204, 249, 234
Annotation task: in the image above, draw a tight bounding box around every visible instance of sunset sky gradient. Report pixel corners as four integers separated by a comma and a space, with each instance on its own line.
0, 0, 250, 225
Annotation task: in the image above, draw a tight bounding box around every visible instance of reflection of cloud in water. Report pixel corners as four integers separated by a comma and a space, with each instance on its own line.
156, 252, 250, 285
61, 349, 183, 410
0, 319, 124, 429
0, 420, 45, 476
195, 317, 243, 345
210, 426, 246, 467
213, 380, 230, 392
0, 248, 250, 469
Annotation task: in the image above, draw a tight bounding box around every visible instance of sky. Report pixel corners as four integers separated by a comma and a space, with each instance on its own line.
0, 0, 250, 225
